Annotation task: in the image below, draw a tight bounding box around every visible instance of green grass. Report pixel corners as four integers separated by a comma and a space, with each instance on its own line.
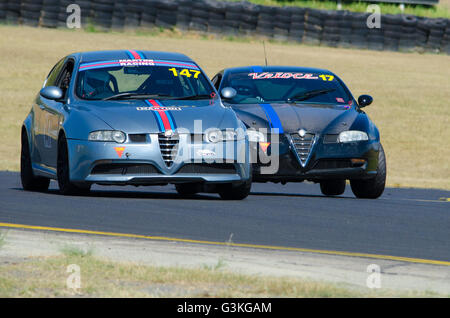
60, 245, 94, 258
0, 254, 444, 297
222, 0, 450, 18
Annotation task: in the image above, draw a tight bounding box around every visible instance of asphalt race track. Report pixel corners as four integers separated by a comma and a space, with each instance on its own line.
0, 171, 449, 262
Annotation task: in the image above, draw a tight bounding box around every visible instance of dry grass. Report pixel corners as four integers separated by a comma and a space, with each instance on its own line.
0, 25, 449, 189
0, 253, 440, 297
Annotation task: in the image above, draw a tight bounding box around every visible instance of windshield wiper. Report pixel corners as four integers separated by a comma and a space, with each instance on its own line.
287, 89, 336, 103
103, 93, 172, 101
171, 94, 213, 100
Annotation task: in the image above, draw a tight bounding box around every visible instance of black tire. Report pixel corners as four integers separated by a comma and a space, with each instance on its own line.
320, 179, 346, 196
57, 134, 90, 195
218, 179, 251, 200
175, 183, 201, 196
350, 145, 386, 199
21, 129, 50, 192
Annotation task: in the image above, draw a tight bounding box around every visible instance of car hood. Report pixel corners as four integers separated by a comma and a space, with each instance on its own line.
73, 99, 233, 133
231, 102, 359, 134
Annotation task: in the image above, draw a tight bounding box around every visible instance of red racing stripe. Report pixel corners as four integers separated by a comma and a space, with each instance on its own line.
147, 100, 172, 131
128, 50, 142, 59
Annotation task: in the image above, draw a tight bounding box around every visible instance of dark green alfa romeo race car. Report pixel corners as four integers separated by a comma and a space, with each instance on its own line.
212, 66, 386, 199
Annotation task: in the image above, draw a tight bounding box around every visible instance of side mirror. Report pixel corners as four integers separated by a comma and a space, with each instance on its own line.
40, 86, 63, 101
357, 95, 373, 108
220, 87, 237, 100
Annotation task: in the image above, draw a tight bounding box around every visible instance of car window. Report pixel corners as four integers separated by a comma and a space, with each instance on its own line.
75, 61, 215, 101
55, 59, 75, 98
43, 58, 65, 88
220, 71, 352, 105
211, 74, 222, 90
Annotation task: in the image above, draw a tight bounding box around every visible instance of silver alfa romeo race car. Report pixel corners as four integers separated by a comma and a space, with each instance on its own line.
20, 50, 251, 199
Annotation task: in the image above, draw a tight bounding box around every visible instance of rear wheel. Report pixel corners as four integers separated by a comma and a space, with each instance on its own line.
320, 179, 346, 196
218, 179, 252, 200
20, 130, 50, 192
350, 145, 386, 199
57, 134, 91, 195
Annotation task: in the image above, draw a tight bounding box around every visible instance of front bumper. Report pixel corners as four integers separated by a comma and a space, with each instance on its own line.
252, 135, 381, 182
67, 134, 251, 185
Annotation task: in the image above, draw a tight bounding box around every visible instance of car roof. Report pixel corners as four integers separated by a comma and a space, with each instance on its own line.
222, 65, 334, 75
77, 50, 195, 64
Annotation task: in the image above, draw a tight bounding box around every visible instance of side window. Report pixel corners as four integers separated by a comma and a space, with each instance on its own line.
43, 58, 65, 88
211, 74, 222, 90
55, 59, 75, 98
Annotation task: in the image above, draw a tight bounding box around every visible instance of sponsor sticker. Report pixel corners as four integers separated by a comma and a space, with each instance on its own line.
248, 72, 319, 80
114, 147, 125, 158
196, 149, 216, 157
136, 106, 182, 111
118, 59, 154, 66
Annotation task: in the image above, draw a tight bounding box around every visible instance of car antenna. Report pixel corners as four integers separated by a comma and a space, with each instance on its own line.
263, 41, 268, 66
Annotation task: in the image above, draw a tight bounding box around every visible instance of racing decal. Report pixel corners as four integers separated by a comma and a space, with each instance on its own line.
259, 142, 270, 153
145, 99, 177, 133
114, 147, 125, 158
78, 59, 198, 71
79, 59, 155, 71
153, 60, 199, 70
126, 49, 147, 60
336, 97, 345, 103
319, 74, 335, 81
259, 103, 284, 134
248, 72, 319, 80
168, 67, 201, 78
196, 149, 216, 157
137, 106, 182, 111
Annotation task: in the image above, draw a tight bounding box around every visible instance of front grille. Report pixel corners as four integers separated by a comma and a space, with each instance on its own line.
158, 133, 179, 167
312, 159, 352, 170
177, 163, 237, 174
290, 133, 315, 166
91, 163, 160, 175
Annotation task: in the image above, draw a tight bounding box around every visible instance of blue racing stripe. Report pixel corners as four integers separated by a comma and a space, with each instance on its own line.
125, 50, 135, 59
166, 111, 177, 129
260, 103, 284, 134
153, 100, 176, 130
252, 66, 263, 73
136, 50, 147, 59
145, 100, 165, 132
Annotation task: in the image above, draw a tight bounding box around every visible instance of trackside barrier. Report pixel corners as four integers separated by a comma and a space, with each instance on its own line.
0, 0, 449, 54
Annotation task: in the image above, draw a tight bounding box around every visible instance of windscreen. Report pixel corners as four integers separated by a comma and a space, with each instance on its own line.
221, 71, 353, 105
76, 59, 215, 101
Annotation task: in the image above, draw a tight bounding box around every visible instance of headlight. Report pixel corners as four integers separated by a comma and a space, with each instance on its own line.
338, 130, 369, 143
246, 130, 266, 142
88, 130, 126, 143
205, 129, 242, 143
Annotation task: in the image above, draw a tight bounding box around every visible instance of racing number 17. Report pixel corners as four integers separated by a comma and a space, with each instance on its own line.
169, 68, 201, 78
319, 75, 334, 81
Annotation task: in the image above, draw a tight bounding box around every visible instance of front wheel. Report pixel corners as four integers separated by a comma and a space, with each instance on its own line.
350, 145, 386, 199
57, 134, 91, 196
217, 179, 252, 200
21, 130, 50, 192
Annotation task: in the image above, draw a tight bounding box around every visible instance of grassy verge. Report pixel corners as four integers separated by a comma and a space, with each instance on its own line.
0, 252, 442, 297
0, 25, 449, 190
222, 0, 450, 18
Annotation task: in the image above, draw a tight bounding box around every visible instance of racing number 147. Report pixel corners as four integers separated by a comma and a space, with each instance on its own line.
168, 68, 201, 78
